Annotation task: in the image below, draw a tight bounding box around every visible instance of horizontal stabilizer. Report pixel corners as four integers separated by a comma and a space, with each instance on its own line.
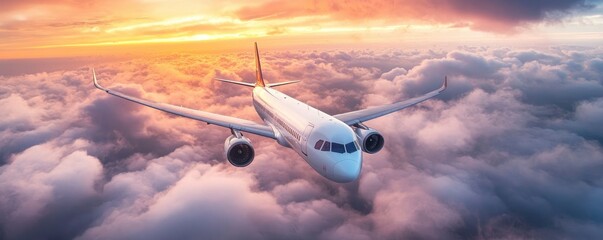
215, 78, 300, 88
266, 80, 300, 87
215, 78, 256, 87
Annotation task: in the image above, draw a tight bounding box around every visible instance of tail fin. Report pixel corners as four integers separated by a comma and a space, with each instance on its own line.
254, 42, 265, 87
215, 43, 300, 88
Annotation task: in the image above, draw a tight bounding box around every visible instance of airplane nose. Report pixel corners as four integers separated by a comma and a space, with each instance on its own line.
332, 160, 360, 183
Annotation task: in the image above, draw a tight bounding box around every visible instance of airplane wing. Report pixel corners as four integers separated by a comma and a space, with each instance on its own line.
334, 77, 447, 125
92, 69, 275, 139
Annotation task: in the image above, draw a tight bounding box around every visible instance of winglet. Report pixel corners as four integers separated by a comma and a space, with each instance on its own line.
439, 76, 448, 92
92, 68, 108, 92
254, 42, 265, 87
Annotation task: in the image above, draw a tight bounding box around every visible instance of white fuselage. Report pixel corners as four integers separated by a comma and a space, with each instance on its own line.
252, 87, 362, 182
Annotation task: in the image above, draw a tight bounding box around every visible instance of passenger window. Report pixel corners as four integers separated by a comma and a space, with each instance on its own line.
345, 142, 357, 153
332, 143, 345, 153
321, 141, 331, 151
314, 140, 324, 150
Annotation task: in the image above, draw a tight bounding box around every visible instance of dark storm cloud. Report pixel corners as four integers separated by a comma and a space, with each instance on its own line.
1, 45, 603, 239
235, 0, 600, 32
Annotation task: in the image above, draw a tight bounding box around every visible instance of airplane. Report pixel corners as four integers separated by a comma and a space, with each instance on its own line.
92, 42, 447, 183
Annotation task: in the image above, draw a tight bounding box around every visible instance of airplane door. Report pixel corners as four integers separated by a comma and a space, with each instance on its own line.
301, 124, 314, 155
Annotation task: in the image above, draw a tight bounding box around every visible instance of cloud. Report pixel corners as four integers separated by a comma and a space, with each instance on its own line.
235, 0, 599, 32
1, 44, 603, 239
78, 163, 288, 240
0, 0, 75, 12
0, 140, 103, 240
561, 97, 603, 142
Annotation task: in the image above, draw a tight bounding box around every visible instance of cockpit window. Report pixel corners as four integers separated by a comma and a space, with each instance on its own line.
314, 140, 324, 150
321, 141, 331, 151
345, 141, 358, 153
332, 143, 345, 153
314, 139, 359, 154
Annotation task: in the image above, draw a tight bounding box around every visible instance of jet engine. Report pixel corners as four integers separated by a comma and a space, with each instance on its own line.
354, 125, 384, 154
224, 134, 255, 167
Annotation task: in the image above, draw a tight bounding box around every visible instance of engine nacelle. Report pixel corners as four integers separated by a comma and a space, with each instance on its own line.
354, 127, 385, 154
224, 135, 255, 167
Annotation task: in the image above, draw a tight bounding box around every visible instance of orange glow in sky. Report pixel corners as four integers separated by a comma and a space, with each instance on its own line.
1, 0, 602, 58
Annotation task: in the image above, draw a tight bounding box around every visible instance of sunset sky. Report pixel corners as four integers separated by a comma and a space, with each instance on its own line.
2, 1, 603, 240
1, 0, 603, 58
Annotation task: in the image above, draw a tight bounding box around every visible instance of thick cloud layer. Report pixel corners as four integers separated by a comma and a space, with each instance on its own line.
1, 45, 603, 239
